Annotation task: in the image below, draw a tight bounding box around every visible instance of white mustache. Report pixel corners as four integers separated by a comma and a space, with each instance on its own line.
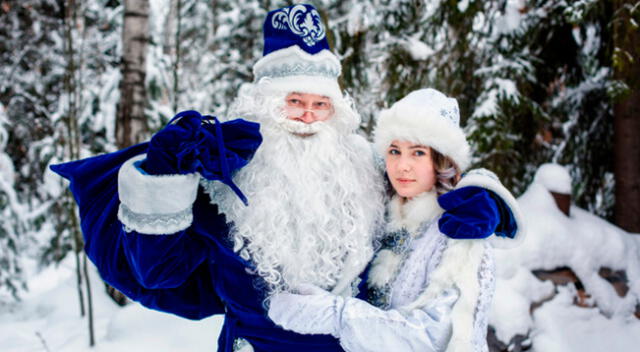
277, 118, 326, 135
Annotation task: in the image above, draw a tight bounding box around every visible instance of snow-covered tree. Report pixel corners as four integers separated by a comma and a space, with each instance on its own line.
0, 103, 28, 299
0, 0, 67, 299
457, 0, 615, 220
0, 0, 124, 299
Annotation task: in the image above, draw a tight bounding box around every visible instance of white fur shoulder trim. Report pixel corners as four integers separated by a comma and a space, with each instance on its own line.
117, 154, 200, 235
387, 192, 443, 235
457, 168, 526, 249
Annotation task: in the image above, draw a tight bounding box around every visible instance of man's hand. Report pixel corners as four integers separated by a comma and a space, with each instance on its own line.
268, 284, 344, 337
142, 110, 262, 205
144, 110, 205, 175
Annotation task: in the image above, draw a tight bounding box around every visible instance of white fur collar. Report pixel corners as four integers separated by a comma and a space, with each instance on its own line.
387, 191, 443, 235
368, 191, 444, 289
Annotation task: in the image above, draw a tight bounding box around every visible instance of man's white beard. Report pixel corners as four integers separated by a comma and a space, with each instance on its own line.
206, 87, 386, 295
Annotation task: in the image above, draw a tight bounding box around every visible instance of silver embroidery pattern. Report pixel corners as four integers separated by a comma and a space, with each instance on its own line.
440, 104, 460, 125
389, 224, 442, 308
370, 221, 434, 309
255, 62, 340, 81
272, 5, 326, 47
119, 203, 192, 234
472, 244, 495, 352
368, 228, 411, 309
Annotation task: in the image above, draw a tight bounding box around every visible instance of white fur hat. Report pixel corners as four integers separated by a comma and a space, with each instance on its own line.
373, 88, 471, 171
253, 46, 342, 101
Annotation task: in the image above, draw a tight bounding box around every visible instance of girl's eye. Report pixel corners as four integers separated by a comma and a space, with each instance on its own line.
388, 149, 400, 155
414, 150, 426, 156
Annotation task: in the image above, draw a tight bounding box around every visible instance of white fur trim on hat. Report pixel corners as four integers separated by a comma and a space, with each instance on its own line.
253, 46, 342, 100
374, 88, 471, 171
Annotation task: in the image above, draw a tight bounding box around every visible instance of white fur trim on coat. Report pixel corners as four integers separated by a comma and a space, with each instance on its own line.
403, 239, 486, 352
367, 249, 403, 289
387, 191, 443, 234
117, 154, 200, 235
457, 168, 526, 249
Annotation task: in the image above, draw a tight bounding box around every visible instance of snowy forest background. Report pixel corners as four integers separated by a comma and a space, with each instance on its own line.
1, 0, 639, 351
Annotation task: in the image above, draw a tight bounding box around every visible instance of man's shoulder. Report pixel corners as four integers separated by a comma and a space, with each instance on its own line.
346, 133, 374, 154
345, 133, 386, 173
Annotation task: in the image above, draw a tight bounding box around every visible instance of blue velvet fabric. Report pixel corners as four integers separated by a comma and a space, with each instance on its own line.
50, 127, 344, 352
145, 110, 262, 205
489, 192, 518, 239
263, 4, 330, 55
437, 186, 501, 240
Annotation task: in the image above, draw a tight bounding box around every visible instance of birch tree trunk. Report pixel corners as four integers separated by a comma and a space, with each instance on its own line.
116, 0, 150, 148
613, 0, 640, 233
63, 0, 95, 346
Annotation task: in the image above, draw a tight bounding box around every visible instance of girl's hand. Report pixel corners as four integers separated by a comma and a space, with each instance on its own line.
437, 186, 500, 239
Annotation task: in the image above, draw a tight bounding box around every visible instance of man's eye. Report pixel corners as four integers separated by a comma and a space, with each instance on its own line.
287, 99, 301, 105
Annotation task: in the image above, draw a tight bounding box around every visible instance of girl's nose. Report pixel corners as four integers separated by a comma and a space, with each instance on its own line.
397, 157, 411, 172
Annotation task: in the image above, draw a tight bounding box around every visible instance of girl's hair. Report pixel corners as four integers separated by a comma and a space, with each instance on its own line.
432, 147, 461, 195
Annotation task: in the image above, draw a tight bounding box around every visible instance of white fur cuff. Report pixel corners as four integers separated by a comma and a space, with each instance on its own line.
117, 154, 200, 234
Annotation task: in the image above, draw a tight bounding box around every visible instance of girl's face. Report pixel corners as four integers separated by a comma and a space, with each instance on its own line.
385, 140, 436, 199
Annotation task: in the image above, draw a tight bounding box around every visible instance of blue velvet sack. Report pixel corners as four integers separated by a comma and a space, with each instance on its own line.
145, 110, 262, 205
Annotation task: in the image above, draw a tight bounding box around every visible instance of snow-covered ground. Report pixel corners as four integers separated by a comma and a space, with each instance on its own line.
0, 256, 223, 352
1, 164, 639, 351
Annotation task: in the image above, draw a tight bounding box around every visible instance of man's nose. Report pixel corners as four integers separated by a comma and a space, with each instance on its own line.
299, 110, 317, 124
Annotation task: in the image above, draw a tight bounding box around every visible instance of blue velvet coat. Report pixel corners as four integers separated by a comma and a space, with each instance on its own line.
51, 142, 345, 352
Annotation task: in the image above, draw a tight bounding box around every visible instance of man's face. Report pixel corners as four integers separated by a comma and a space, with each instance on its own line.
283, 92, 334, 124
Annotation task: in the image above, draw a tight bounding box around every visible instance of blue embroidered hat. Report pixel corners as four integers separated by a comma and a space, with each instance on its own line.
263, 4, 330, 56
373, 88, 471, 171
253, 4, 342, 99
